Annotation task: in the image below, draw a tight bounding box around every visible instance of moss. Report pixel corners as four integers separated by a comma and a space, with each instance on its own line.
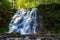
0, 1, 60, 34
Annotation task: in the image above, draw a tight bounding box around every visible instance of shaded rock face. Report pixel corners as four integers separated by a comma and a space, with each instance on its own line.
36, 9, 44, 33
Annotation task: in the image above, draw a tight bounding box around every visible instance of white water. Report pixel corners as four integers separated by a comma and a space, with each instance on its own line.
8, 8, 38, 35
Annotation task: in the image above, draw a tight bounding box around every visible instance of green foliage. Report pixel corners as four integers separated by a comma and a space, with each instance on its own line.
40, 4, 60, 34
0, 0, 60, 34
1, 0, 11, 8
0, 8, 16, 33
15, 0, 40, 9
1, 0, 60, 9
15, 0, 60, 9
0, 0, 16, 33
54, 0, 60, 4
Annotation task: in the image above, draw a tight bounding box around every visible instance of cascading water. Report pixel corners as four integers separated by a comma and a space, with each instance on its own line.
8, 8, 38, 35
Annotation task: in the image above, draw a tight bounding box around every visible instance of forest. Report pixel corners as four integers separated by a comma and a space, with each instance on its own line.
0, 0, 60, 34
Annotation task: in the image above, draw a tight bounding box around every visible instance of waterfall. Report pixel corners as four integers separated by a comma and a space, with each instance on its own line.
8, 8, 38, 35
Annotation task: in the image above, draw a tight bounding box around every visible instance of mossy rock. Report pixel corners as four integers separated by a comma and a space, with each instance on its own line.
15, 0, 40, 9
4, 0, 60, 9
